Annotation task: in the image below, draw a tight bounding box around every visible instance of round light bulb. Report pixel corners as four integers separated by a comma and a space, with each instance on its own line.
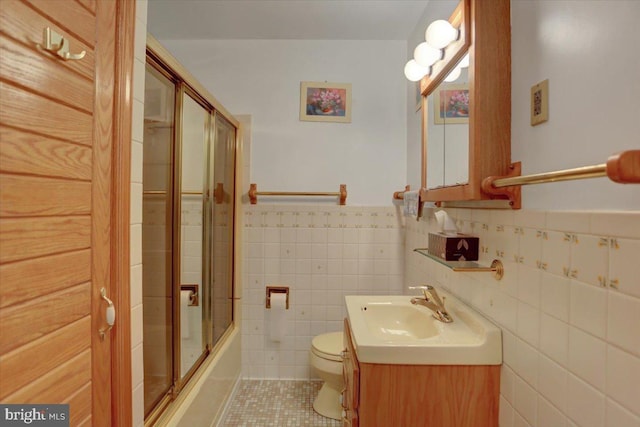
444, 66, 461, 83
404, 60, 430, 82
459, 53, 470, 68
425, 20, 459, 49
414, 42, 442, 68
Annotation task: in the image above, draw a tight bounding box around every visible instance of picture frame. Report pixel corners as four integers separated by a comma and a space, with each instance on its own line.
433, 83, 469, 124
300, 81, 352, 123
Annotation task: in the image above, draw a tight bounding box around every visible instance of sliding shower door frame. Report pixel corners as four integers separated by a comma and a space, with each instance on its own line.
143, 38, 240, 425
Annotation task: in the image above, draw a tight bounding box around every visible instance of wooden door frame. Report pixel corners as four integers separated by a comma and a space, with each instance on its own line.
110, 0, 136, 424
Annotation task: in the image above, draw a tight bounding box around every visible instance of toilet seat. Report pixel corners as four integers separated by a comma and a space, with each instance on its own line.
311, 332, 343, 362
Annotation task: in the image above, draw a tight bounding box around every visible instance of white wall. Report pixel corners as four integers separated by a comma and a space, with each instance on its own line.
511, 0, 640, 210
158, 39, 408, 206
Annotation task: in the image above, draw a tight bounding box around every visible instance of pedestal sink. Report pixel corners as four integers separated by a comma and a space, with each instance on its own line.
345, 292, 502, 365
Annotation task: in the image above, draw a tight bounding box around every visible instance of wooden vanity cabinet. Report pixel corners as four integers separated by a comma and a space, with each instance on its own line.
343, 318, 500, 427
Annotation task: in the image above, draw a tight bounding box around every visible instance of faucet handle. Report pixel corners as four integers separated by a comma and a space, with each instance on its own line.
409, 285, 447, 307
427, 288, 445, 307
409, 285, 434, 292
408, 285, 431, 298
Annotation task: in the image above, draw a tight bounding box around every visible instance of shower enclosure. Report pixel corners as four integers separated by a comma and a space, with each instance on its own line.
142, 48, 238, 422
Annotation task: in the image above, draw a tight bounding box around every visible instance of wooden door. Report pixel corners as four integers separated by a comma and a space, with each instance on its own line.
0, 0, 132, 425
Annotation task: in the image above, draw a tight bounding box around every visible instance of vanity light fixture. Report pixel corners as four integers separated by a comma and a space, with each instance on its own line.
442, 53, 470, 83
404, 59, 431, 82
425, 20, 460, 49
404, 18, 462, 82
443, 66, 462, 82
414, 42, 443, 68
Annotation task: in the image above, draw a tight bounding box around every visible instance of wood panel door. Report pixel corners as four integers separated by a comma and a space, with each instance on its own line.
0, 0, 132, 425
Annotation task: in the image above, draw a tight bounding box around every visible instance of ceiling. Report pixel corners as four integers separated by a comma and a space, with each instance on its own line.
147, 0, 431, 41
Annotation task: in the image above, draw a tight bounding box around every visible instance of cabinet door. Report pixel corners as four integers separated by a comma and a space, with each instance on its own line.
343, 318, 359, 426
342, 409, 359, 427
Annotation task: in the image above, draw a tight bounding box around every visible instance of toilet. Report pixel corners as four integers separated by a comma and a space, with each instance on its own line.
309, 331, 344, 420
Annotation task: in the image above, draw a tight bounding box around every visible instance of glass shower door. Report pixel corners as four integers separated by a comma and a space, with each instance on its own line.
178, 93, 208, 378
142, 49, 239, 421
142, 64, 175, 417
210, 113, 236, 345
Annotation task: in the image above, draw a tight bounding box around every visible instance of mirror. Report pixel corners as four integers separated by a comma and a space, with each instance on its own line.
418, 0, 515, 207
425, 66, 469, 189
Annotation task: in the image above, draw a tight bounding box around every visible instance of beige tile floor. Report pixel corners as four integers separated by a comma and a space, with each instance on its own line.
220, 380, 341, 427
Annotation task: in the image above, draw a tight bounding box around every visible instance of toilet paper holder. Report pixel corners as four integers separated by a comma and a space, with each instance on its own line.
266, 286, 289, 309
181, 284, 199, 306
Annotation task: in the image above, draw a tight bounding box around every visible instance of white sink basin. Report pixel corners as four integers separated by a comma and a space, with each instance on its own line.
361, 303, 439, 341
345, 293, 502, 365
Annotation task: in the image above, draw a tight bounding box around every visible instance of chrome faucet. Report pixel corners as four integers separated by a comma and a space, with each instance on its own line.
409, 285, 453, 323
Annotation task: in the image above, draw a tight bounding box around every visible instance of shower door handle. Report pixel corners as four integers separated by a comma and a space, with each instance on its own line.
99, 287, 116, 340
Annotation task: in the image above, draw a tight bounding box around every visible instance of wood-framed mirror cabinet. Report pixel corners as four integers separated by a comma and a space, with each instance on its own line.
419, 0, 520, 208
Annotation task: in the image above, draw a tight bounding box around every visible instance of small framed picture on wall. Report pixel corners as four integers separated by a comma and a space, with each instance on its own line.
300, 81, 352, 123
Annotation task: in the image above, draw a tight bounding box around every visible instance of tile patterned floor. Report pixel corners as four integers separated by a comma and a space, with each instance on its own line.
220, 380, 341, 427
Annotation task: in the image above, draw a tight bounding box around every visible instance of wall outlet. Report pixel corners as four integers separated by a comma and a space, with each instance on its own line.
530, 79, 549, 126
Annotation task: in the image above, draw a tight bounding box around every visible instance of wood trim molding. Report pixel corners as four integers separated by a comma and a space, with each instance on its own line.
92, 0, 116, 423
111, 0, 135, 425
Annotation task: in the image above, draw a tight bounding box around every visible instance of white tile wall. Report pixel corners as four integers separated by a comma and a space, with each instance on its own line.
568, 373, 607, 427
606, 398, 640, 427
538, 354, 567, 412
241, 205, 404, 379
538, 395, 567, 427
570, 281, 607, 339
406, 208, 640, 427
539, 313, 568, 366
610, 238, 640, 298
180, 198, 204, 375
607, 292, 640, 356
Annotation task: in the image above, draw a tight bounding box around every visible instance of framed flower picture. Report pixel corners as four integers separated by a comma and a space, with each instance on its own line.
433, 83, 469, 124
300, 82, 352, 123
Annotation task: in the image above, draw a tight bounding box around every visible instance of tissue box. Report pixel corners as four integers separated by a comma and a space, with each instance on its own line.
428, 232, 479, 261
